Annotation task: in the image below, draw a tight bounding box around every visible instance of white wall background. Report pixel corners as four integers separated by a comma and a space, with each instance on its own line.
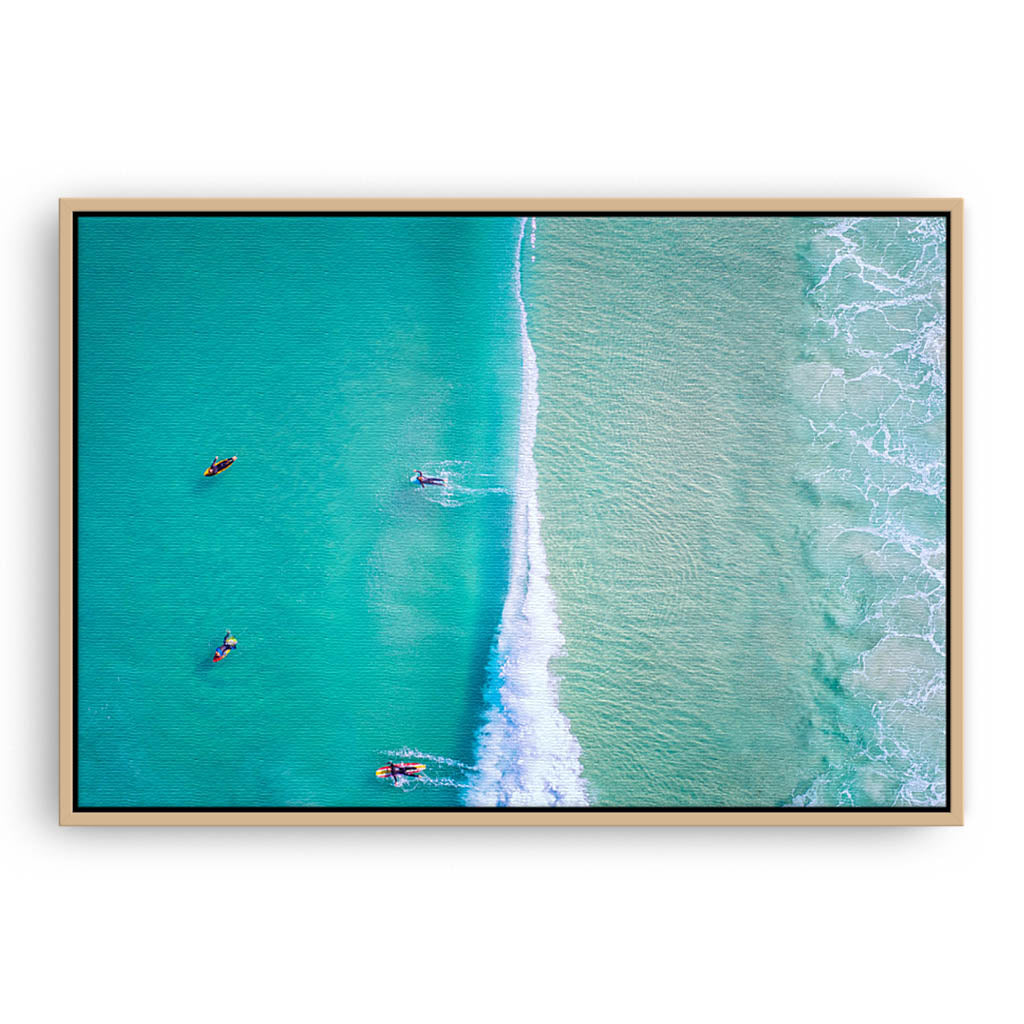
2, 2, 1018, 1020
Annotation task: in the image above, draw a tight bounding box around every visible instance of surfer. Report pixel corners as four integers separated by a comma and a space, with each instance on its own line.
213, 631, 238, 663
384, 762, 416, 785
205, 455, 237, 477
414, 470, 445, 488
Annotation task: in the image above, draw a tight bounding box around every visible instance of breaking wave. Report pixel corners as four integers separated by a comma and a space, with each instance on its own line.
465, 218, 588, 807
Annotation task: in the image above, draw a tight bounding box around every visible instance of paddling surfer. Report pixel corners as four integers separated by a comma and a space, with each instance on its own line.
415, 470, 445, 488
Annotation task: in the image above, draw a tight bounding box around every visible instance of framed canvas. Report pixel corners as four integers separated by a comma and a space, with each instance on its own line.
59, 198, 963, 825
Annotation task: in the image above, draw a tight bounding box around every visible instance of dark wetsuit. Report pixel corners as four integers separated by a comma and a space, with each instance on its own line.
416, 472, 444, 487
386, 762, 415, 783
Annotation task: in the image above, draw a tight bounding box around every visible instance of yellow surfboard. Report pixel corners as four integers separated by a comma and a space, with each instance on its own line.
375, 762, 425, 778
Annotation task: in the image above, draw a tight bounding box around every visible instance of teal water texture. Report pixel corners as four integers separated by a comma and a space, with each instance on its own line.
524, 216, 946, 807
77, 214, 947, 809
77, 216, 521, 806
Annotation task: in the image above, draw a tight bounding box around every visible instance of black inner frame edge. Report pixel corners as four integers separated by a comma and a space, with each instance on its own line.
71, 210, 954, 814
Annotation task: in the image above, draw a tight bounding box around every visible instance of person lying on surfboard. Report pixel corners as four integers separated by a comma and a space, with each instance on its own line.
206, 455, 238, 477
383, 762, 418, 784
213, 631, 238, 663
414, 470, 445, 488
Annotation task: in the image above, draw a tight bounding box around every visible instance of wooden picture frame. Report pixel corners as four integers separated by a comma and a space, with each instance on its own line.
60, 198, 963, 825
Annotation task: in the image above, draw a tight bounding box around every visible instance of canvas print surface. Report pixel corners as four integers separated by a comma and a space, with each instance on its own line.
73, 213, 949, 811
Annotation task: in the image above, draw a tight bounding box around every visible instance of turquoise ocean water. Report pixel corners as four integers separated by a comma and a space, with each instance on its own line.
77, 214, 946, 808
523, 216, 947, 807
77, 216, 520, 806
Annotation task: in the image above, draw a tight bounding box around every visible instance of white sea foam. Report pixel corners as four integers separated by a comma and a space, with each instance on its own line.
466, 218, 588, 807
790, 216, 948, 807
385, 747, 476, 772
412, 459, 510, 508
378, 748, 477, 791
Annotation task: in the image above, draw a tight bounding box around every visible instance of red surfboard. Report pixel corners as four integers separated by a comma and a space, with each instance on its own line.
375, 762, 425, 779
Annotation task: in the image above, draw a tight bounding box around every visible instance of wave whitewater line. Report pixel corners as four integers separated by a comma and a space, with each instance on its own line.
466, 218, 588, 807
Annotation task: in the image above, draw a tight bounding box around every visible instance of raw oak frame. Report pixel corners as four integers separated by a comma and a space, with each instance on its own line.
59, 197, 964, 825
